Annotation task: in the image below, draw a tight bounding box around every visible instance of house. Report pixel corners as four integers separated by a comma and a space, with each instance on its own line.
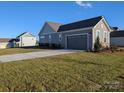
39, 16, 111, 50
13, 32, 37, 47
0, 38, 12, 49
110, 30, 124, 47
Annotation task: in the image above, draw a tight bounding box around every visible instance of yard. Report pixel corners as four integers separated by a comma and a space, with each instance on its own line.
0, 51, 124, 92
0, 47, 44, 56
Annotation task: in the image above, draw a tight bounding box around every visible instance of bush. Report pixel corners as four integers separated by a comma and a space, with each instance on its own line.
39, 43, 50, 49
39, 43, 62, 49
51, 43, 62, 49
94, 36, 102, 52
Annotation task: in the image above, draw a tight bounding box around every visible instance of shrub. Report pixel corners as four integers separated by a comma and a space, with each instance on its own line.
39, 43, 50, 49
39, 43, 62, 49
51, 43, 62, 49
94, 36, 102, 52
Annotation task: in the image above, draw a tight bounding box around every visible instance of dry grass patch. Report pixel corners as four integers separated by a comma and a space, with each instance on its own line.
0, 47, 44, 56
0, 51, 124, 92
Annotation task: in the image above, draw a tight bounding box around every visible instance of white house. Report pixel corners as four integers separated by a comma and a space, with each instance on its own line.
0, 38, 12, 49
13, 32, 37, 47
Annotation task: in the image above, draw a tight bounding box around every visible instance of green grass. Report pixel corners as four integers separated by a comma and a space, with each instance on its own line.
0, 47, 44, 56
0, 51, 124, 92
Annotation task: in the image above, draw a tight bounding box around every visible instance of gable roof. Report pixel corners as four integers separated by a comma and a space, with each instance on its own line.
17, 32, 27, 37
110, 30, 124, 37
0, 38, 11, 42
47, 22, 62, 32
17, 32, 34, 38
58, 16, 103, 32
38, 22, 62, 35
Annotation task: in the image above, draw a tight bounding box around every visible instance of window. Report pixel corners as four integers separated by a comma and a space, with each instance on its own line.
59, 34, 62, 41
101, 24, 104, 28
49, 35, 51, 40
104, 32, 107, 42
96, 30, 100, 38
40, 36, 45, 39
107, 32, 110, 43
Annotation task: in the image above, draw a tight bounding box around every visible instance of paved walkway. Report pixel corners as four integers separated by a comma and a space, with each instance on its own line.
0, 49, 81, 63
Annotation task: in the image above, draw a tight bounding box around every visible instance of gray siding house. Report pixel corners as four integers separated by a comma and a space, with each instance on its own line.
110, 30, 124, 47
39, 16, 111, 50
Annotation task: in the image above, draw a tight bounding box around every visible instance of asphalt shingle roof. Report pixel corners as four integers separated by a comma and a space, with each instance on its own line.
58, 16, 103, 32
17, 32, 27, 38
17, 32, 34, 38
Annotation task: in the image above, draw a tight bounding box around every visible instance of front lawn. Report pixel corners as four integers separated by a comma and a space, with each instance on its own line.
0, 51, 124, 92
0, 47, 44, 56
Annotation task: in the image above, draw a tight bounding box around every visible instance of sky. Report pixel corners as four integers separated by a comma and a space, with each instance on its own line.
0, 1, 124, 38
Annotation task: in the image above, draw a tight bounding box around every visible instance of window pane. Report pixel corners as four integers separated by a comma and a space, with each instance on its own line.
40, 36, 45, 39
49, 35, 51, 39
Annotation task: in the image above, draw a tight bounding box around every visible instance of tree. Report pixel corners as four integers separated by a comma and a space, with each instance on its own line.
94, 36, 102, 52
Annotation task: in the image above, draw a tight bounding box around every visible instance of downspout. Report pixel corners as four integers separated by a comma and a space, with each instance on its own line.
92, 28, 94, 51
20, 37, 22, 47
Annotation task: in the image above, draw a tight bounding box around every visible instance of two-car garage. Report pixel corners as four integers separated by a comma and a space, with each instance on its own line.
66, 34, 88, 50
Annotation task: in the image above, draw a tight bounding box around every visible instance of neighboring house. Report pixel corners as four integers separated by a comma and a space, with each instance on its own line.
39, 16, 111, 50
13, 32, 37, 47
0, 38, 12, 49
110, 27, 119, 31
110, 30, 124, 47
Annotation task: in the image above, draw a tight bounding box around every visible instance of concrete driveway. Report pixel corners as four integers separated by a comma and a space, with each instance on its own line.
0, 49, 81, 63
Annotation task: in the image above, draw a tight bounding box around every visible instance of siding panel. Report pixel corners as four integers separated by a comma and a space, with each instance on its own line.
111, 37, 124, 46
39, 29, 92, 50
93, 19, 110, 47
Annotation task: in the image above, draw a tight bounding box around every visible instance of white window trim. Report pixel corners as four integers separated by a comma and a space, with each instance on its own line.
40, 36, 45, 39
59, 34, 62, 41
49, 35, 51, 40
107, 32, 110, 44
96, 30, 100, 38
106, 31, 110, 44
104, 31, 107, 43
101, 23, 104, 28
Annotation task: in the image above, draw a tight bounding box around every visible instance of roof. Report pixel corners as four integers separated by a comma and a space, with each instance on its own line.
0, 38, 11, 42
110, 30, 124, 37
38, 22, 62, 35
17, 32, 27, 37
58, 16, 103, 32
110, 27, 119, 31
9, 38, 20, 42
46, 22, 62, 32
17, 32, 34, 38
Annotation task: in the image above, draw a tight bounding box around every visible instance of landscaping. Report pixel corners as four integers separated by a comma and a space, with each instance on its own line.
0, 51, 124, 92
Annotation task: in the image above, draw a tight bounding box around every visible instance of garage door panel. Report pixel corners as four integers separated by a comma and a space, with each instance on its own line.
67, 35, 87, 50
